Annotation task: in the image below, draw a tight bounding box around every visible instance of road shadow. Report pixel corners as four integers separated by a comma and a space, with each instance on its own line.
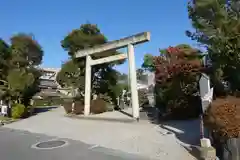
142, 104, 203, 146
160, 119, 201, 146
33, 106, 58, 115
119, 105, 202, 147
157, 119, 207, 159
118, 110, 133, 118
128, 104, 203, 159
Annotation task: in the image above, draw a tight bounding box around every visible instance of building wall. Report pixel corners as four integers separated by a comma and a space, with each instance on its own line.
147, 72, 155, 86
39, 67, 60, 89
40, 68, 60, 80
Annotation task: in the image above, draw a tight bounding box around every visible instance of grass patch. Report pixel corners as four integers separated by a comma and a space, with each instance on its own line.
0, 116, 15, 123
0, 116, 11, 121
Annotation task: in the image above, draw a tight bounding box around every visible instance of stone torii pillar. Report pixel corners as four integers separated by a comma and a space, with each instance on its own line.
75, 32, 150, 119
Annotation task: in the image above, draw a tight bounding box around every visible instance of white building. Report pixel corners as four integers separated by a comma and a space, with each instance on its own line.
137, 72, 155, 90
38, 67, 61, 89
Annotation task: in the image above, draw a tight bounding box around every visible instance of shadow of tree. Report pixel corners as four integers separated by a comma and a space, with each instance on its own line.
118, 105, 160, 123
117, 103, 212, 159
157, 119, 211, 159
118, 110, 133, 118
160, 119, 201, 146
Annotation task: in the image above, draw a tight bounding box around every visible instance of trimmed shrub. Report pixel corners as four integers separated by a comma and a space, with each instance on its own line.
62, 99, 72, 114
73, 101, 84, 114
63, 99, 107, 114
62, 98, 84, 115
166, 95, 201, 120
204, 96, 240, 160
204, 96, 240, 140
63, 98, 108, 115
90, 98, 107, 114
154, 78, 202, 120
98, 93, 112, 104
11, 103, 26, 119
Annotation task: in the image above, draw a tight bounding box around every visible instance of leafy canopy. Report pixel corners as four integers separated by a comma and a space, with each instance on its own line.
10, 33, 43, 66
187, 0, 240, 90
142, 44, 203, 72
0, 33, 43, 105
58, 23, 125, 103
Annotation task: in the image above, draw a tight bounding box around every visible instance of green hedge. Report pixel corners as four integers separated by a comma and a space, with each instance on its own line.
155, 81, 201, 120
63, 98, 108, 115
11, 104, 26, 119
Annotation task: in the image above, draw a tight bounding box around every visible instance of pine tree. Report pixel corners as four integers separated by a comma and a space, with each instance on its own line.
187, 0, 240, 91
58, 23, 125, 103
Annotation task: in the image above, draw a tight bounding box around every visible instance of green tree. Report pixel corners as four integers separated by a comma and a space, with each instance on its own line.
0, 34, 43, 107
21, 67, 41, 106
57, 60, 84, 89
0, 39, 11, 81
58, 23, 125, 104
0, 39, 12, 101
142, 44, 204, 72
10, 33, 43, 67
141, 54, 155, 72
10, 34, 43, 105
7, 69, 35, 103
187, 0, 240, 91
56, 60, 85, 99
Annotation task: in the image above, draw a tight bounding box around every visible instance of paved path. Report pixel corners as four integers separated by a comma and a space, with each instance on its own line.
3, 107, 198, 160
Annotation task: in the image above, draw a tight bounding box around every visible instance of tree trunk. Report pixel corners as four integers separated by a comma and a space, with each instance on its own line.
7, 100, 11, 118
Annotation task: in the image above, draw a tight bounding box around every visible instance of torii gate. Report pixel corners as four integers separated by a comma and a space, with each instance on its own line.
75, 32, 150, 119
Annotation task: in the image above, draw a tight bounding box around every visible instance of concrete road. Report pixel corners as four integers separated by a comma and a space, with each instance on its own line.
0, 127, 148, 160
3, 107, 198, 160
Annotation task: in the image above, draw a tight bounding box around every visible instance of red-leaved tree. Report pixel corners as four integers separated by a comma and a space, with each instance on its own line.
154, 44, 204, 119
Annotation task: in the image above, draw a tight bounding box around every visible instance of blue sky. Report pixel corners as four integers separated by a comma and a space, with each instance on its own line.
0, 0, 195, 73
